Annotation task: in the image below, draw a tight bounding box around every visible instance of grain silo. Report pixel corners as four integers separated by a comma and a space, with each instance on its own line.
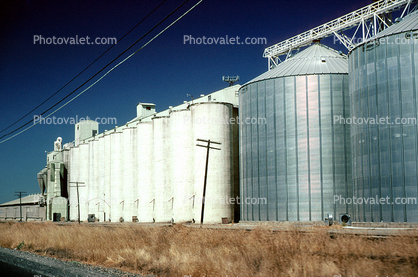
349, 11, 418, 223
240, 43, 352, 222
38, 86, 239, 223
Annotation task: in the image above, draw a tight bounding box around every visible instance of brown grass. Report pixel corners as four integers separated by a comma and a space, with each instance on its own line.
0, 222, 418, 276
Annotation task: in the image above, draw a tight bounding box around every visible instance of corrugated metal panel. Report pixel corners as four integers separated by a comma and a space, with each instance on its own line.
240, 43, 351, 222
246, 44, 348, 85
349, 18, 418, 223
240, 74, 352, 222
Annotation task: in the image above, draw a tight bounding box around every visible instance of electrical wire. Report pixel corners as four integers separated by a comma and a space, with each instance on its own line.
0, 0, 193, 141
0, 0, 168, 135
0, 0, 203, 144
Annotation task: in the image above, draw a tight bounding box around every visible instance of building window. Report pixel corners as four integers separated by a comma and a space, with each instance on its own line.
146, 107, 151, 110
208, 95, 211, 101
92, 130, 97, 136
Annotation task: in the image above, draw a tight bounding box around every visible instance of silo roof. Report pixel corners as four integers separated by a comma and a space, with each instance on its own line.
370, 10, 418, 40
245, 43, 348, 85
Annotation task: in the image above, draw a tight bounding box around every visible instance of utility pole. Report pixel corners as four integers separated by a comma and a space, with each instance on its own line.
196, 139, 221, 224
14, 191, 27, 222
69, 181, 85, 224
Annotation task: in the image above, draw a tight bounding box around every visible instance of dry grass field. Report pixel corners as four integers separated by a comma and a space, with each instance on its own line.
0, 222, 418, 276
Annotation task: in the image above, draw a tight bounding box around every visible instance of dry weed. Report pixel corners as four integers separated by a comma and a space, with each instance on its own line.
0, 222, 417, 276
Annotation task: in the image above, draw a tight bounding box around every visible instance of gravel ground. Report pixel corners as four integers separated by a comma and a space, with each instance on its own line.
0, 247, 153, 277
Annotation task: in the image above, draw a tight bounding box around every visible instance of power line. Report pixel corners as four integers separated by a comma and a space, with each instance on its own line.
0, 0, 168, 136
0, 0, 203, 144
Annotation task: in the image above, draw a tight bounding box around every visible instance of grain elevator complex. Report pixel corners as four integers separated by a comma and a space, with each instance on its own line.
37, 86, 240, 223
23, 0, 418, 224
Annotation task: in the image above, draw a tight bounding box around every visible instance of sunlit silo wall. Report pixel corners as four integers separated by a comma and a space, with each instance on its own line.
349, 11, 418, 223
240, 43, 352, 222
137, 122, 154, 222
78, 142, 89, 221
192, 103, 237, 223
68, 145, 79, 220
170, 110, 193, 222
153, 116, 172, 222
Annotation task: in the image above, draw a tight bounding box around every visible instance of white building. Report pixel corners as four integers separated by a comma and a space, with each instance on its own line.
38, 85, 240, 224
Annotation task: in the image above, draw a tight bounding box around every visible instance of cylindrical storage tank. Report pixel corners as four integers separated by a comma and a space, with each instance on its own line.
192, 103, 235, 224
87, 139, 96, 217
240, 43, 351, 222
153, 116, 172, 222
103, 134, 112, 222
122, 127, 137, 222
137, 122, 154, 222
170, 109, 193, 223
68, 146, 80, 221
110, 131, 123, 222
349, 11, 418, 223
78, 142, 90, 222
95, 136, 105, 222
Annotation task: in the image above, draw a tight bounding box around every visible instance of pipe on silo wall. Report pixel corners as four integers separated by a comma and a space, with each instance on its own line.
349, 27, 418, 223
110, 132, 123, 222
170, 109, 193, 223
137, 122, 154, 222
192, 103, 235, 224
153, 117, 172, 222
240, 74, 351, 222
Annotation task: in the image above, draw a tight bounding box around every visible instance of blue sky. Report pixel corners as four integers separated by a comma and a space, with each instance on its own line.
0, 0, 374, 204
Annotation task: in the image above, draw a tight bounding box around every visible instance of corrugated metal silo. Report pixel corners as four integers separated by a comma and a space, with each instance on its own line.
349, 11, 418, 222
240, 43, 351, 222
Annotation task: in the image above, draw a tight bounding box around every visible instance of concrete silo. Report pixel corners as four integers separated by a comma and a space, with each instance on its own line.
240, 43, 352, 222
170, 109, 194, 223
110, 131, 123, 221
95, 136, 105, 222
78, 142, 89, 221
349, 11, 418, 223
68, 146, 80, 220
192, 102, 237, 224
153, 116, 172, 222
122, 127, 137, 222
137, 122, 154, 222
103, 133, 112, 221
